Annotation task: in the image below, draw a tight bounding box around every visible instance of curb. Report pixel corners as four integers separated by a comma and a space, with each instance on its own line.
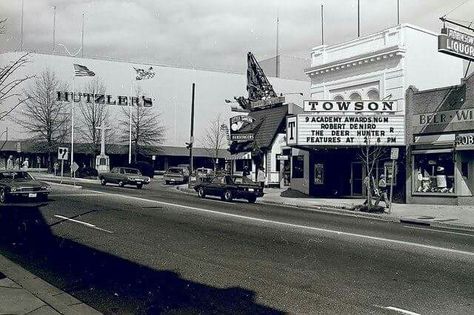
46, 181, 83, 189
175, 186, 474, 231
0, 254, 101, 315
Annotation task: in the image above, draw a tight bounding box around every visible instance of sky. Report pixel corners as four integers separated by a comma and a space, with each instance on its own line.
1, 0, 473, 73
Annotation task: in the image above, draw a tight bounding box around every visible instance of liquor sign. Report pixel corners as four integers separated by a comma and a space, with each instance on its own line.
291, 114, 405, 146
303, 100, 398, 112
412, 108, 474, 134
438, 27, 474, 62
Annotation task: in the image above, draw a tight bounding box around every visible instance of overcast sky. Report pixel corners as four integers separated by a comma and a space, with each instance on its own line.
1, 0, 473, 73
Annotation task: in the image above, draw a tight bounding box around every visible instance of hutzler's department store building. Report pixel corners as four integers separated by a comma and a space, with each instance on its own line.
0, 52, 309, 171
286, 24, 464, 199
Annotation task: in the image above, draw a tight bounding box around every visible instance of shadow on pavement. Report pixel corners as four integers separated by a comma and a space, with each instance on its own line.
0, 204, 283, 314
279, 188, 310, 199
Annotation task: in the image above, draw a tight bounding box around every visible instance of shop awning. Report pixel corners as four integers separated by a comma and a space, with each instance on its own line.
412, 148, 454, 154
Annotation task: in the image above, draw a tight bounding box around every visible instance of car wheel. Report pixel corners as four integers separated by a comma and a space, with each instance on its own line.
118, 180, 125, 187
165, 180, 169, 185
38, 194, 49, 202
100, 177, 107, 186
197, 187, 206, 198
248, 196, 257, 203
223, 190, 233, 202
0, 189, 8, 204
137, 184, 143, 189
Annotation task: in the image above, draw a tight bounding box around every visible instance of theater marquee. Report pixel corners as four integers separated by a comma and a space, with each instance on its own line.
287, 114, 405, 146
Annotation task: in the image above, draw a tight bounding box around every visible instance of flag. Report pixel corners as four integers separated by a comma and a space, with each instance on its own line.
73, 64, 95, 77
134, 66, 155, 80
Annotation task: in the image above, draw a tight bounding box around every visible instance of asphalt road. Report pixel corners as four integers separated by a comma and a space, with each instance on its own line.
0, 179, 473, 314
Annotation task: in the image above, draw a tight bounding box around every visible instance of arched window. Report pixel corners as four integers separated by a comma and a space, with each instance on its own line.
367, 89, 380, 100
333, 95, 344, 101
349, 92, 362, 101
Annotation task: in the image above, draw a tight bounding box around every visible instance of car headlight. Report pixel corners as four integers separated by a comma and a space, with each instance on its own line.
11, 187, 17, 192
41, 185, 51, 191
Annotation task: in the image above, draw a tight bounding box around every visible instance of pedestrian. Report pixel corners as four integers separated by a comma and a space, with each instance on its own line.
15, 157, 20, 170
6, 155, 14, 170
21, 157, 29, 170
242, 165, 250, 177
375, 174, 390, 208
257, 167, 266, 189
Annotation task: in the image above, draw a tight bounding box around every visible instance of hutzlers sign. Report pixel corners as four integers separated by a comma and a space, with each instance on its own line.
56, 91, 153, 107
438, 27, 474, 62
230, 115, 255, 142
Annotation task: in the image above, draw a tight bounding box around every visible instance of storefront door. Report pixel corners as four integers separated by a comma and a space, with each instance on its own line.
351, 162, 365, 196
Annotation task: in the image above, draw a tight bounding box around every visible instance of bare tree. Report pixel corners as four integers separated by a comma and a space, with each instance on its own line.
0, 19, 32, 121
201, 115, 228, 171
120, 91, 164, 163
16, 70, 70, 171
358, 136, 388, 210
78, 77, 112, 165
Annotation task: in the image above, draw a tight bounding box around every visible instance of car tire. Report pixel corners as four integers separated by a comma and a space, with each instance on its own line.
137, 184, 143, 189
247, 196, 257, 203
197, 187, 206, 198
165, 181, 169, 185
118, 180, 125, 187
100, 177, 107, 186
38, 194, 49, 202
0, 189, 8, 204
223, 190, 233, 202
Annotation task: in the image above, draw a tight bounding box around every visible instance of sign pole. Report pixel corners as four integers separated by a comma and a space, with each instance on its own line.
388, 147, 398, 214
189, 83, 195, 173
60, 159, 64, 184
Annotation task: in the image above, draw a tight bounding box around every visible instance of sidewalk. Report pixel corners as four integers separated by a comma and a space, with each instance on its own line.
0, 254, 101, 315
178, 185, 474, 230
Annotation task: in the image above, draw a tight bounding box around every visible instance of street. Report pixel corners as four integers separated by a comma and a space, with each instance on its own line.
0, 180, 473, 314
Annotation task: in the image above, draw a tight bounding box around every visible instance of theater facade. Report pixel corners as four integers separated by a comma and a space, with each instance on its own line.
286, 24, 464, 199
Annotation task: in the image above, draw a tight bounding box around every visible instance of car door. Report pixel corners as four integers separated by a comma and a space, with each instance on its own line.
207, 176, 224, 196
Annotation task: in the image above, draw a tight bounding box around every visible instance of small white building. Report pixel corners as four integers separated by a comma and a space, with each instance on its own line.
288, 24, 464, 198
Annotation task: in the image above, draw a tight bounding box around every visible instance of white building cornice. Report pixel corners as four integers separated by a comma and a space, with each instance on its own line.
305, 45, 406, 76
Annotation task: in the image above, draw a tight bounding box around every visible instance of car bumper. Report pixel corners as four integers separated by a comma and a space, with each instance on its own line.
125, 180, 149, 185
235, 191, 264, 198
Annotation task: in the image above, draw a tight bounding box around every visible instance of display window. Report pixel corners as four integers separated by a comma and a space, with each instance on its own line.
413, 153, 455, 194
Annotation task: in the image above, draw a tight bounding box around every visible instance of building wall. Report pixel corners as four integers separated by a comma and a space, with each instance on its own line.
260, 55, 311, 82
0, 52, 310, 150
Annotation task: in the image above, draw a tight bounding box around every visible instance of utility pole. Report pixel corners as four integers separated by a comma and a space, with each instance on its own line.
397, 0, 400, 25
52, 6, 56, 54
20, 0, 24, 51
189, 83, 195, 173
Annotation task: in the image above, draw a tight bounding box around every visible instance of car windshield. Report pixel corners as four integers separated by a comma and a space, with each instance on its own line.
232, 176, 254, 184
168, 168, 183, 174
0, 171, 34, 180
124, 169, 140, 175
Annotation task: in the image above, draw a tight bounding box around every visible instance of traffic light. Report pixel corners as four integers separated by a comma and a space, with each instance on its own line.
185, 142, 193, 149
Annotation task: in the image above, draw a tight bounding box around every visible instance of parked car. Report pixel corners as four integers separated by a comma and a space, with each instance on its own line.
0, 170, 51, 203
164, 167, 190, 184
77, 166, 99, 178
99, 167, 150, 189
194, 175, 264, 203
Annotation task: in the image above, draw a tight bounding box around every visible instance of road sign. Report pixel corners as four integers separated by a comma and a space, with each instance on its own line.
390, 148, 399, 160
58, 147, 69, 160
71, 162, 79, 173
16, 141, 21, 153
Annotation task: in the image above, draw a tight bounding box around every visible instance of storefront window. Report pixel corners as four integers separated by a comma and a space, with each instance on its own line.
292, 155, 304, 178
413, 153, 455, 194
235, 159, 251, 172
314, 163, 324, 184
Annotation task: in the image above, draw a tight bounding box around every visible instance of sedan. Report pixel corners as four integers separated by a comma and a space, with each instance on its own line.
0, 171, 51, 203
194, 175, 264, 203
99, 167, 150, 189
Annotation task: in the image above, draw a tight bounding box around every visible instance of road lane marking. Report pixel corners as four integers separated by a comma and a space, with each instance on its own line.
383, 306, 420, 315
49, 193, 101, 197
403, 225, 474, 237
54, 215, 113, 234
87, 190, 474, 257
